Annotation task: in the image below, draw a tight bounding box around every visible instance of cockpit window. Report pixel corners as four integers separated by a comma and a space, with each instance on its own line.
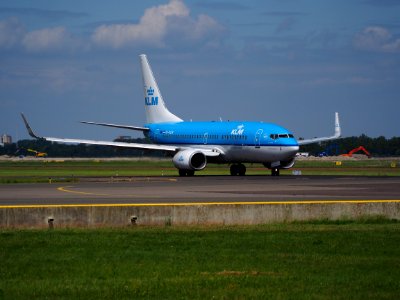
271, 133, 294, 139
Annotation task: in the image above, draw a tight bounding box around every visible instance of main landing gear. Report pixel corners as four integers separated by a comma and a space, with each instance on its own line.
230, 164, 246, 176
178, 164, 280, 177
229, 164, 280, 176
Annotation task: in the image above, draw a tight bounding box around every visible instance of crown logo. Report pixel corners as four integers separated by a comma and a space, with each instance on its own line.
147, 86, 154, 96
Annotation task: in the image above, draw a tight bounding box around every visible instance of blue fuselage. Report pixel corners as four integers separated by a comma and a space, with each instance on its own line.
145, 121, 299, 164
146, 121, 298, 147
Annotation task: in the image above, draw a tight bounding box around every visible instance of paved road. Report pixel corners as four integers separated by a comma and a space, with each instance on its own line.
1, 176, 400, 206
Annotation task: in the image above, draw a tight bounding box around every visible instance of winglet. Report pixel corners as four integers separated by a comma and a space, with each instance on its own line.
297, 112, 342, 145
334, 112, 341, 138
20, 113, 41, 139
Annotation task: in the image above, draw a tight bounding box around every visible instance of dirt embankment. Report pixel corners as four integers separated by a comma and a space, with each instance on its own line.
296, 154, 399, 161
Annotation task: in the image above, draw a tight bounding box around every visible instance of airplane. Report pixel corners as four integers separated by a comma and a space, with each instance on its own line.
21, 54, 341, 176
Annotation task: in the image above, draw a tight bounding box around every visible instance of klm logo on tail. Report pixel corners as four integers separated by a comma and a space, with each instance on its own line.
145, 86, 158, 106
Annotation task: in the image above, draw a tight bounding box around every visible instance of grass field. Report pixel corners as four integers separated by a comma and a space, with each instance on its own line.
1, 221, 399, 299
0, 158, 399, 183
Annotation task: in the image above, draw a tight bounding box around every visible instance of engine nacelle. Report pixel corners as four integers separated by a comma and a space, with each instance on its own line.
263, 158, 296, 169
173, 149, 207, 171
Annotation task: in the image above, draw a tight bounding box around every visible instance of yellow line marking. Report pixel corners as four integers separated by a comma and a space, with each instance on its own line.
57, 186, 109, 196
108, 178, 178, 183
57, 186, 163, 199
1, 199, 400, 209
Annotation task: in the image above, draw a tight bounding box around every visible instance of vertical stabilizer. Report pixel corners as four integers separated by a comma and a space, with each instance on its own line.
139, 54, 183, 124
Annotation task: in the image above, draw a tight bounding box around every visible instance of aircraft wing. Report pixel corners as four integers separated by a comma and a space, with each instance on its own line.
80, 121, 149, 132
41, 137, 179, 151
297, 112, 341, 145
21, 113, 221, 156
44, 137, 221, 156
21, 113, 176, 152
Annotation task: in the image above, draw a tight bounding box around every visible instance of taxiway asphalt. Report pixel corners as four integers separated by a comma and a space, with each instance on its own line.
1, 176, 400, 206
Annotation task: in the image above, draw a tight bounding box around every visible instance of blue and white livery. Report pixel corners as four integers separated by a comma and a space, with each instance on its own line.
21, 54, 341, 176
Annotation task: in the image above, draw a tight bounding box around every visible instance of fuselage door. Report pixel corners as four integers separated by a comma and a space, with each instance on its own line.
154, 129, 160, 142
255, 129, 263, 148
203, 132, 209, 145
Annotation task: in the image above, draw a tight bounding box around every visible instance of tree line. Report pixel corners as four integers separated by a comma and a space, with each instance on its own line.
1, 135, 399, 157
300, 135, 400, 156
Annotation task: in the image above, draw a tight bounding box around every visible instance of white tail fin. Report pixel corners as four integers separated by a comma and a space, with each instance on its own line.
139, 54, 182, 124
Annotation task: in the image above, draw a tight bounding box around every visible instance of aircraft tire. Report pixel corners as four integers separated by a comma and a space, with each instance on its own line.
271, 168, 280, 176
230, 164, 246, 176
230, 164, 238, 176
238, 164, 246, 176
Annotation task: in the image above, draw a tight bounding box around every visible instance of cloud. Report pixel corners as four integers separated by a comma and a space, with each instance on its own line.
21, 27, 75, 52
0, 0, 225, 53
0, 17, 82, 52
0, 18, 25, 48
354, 26, 400, 53
91, 0, 225, 49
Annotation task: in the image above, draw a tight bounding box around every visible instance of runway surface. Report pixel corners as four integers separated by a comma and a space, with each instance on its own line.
1, 176, 400, 206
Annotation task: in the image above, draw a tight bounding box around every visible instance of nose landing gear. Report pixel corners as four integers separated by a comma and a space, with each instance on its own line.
178, 170, 195, 176
271, 168, 280, 176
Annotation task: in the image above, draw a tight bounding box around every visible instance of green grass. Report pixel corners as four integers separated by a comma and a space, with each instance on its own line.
0, 159, 399, 184
1, 221, 399, 299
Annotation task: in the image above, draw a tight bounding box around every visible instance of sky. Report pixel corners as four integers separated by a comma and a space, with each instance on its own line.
1, 0, 399, 142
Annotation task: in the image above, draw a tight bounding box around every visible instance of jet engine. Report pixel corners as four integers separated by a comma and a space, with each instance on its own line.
173, 149, 207, 171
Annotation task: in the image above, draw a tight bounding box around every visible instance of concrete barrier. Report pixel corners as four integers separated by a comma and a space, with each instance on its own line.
1, 201, 399, 228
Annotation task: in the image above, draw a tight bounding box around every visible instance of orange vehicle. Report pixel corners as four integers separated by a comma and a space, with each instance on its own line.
341, 146, 371, 158
27, 148, 47, 157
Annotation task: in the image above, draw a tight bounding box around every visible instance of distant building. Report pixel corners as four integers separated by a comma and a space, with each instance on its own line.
1, 134, 12, 144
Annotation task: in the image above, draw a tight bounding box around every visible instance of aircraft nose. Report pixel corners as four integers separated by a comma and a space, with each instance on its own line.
286, 144, 299, 155
291, 145, 300, 155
